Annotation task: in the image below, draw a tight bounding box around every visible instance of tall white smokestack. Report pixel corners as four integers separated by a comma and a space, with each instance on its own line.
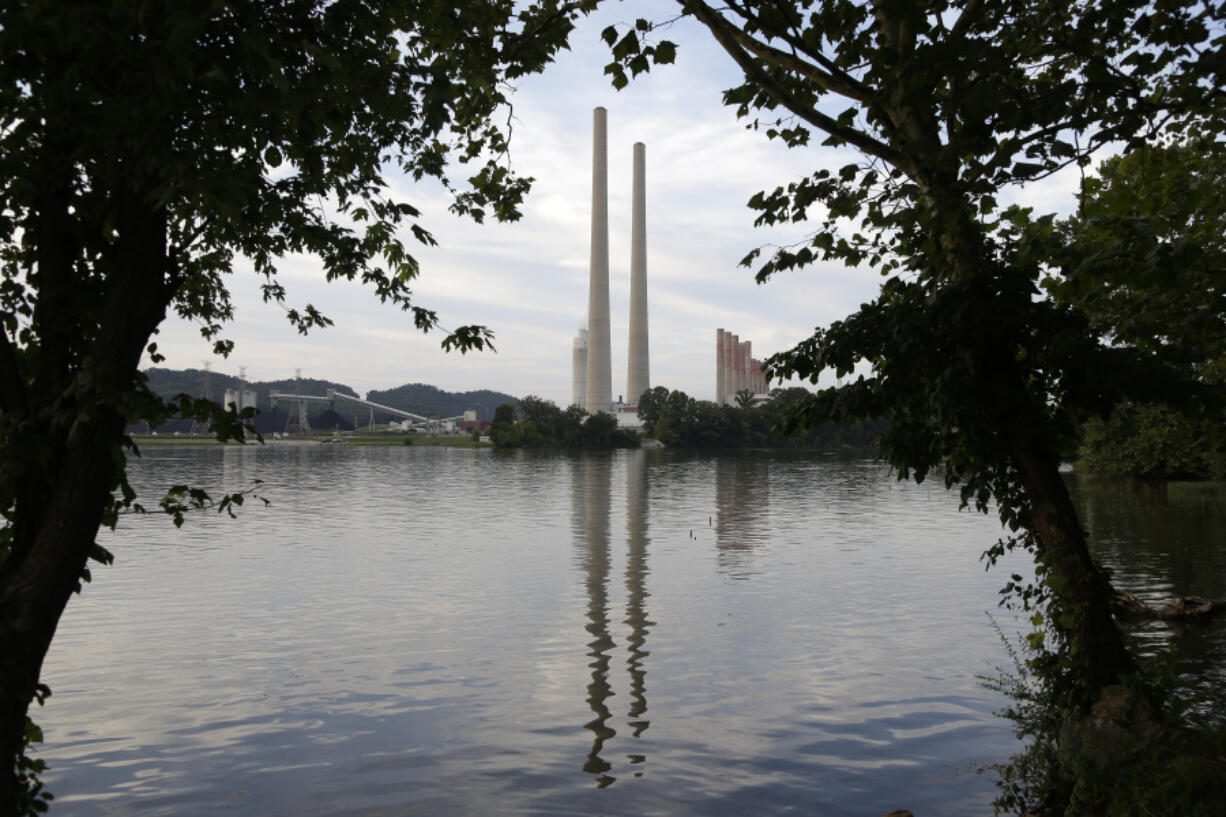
585, 107, 612, 413
626, 142, 649, 406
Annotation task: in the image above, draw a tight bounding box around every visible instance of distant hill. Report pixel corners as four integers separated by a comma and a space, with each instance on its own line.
143, 368, 356, 411
367, 383, 517, 422
140, 368, 517, 424
128, 406, 356, 436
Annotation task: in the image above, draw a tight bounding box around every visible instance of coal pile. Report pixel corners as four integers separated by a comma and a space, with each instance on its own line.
310, 409, 355, 431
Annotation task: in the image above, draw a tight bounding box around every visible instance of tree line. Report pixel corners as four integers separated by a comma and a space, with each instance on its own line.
636, 386, 886, 448
485, 389, 887, 451
487, 398, 640, 449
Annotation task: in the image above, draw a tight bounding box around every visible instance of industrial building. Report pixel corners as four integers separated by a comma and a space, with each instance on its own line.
715, 328, 768, 405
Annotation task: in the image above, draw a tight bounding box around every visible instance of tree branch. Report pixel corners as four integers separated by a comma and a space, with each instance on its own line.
727, 0, 873, 103
500, 0, 595, 65
682, 0, 911, 174
950, 0, 984, 39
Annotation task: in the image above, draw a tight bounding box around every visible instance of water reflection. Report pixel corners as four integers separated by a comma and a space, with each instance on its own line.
570, 452, 655, 786
624, 450, 652, 751
714, 455, 771, 579
1066, 473, 1226, 724
576, 455, 616, 786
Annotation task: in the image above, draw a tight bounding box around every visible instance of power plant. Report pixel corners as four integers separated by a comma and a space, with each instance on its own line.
715, 328, 767, 405
574, 107, 651, 414
571, 108, 768, 411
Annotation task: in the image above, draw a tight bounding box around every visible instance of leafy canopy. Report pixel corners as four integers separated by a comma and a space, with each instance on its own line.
1048, 141, 1226, 479
1047, 141, 1226, 380
0, 0, 584, 362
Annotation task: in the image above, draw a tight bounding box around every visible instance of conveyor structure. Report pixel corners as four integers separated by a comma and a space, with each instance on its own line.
269, 388, 464, 433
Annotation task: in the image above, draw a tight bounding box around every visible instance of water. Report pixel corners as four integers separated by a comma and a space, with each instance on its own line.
36, 447, 1224, 815
1066, 474, 1226, 724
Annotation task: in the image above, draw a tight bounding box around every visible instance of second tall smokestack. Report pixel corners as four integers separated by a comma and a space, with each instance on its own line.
626, 142, 649, 406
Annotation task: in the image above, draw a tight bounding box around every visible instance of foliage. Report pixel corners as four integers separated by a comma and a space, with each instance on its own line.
143, 368, 520, 422
983, 618, 1226, 817
638, 386, 884, 448
490, 398, 639, 449
490, 402, 521, 448
142, 368, 357, 412
1077, 402, 1226, 480
604, 2, 1222, 811
1046, 142, 1226, 478
635, 386, 671, 437
0, 1, 583, 812
1048, 142, 1226, 380
364, 383, 519, 422
605, 0, 1221, 696
138, 368, 520, 433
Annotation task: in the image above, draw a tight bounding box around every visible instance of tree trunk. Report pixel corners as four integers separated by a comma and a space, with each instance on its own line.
1007, 430, 1136, 695
0, 428, 125, 811
965, 248, 1135, 707
1, 181, 172, 813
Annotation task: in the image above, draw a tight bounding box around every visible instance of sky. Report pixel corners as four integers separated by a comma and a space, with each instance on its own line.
144, 2, 1086, 407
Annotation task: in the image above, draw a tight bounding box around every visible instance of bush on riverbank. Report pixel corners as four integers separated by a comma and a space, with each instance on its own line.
489, 398, 639, 450
986, 622, 1226, 816
1076, 401, 1226, 480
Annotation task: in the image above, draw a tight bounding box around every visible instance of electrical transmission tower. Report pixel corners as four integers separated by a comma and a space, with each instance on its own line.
285, 368, 311, 435
190, 361, 213, 434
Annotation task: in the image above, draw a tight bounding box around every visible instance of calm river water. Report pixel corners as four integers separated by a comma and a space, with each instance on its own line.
37, 446, 1226, 816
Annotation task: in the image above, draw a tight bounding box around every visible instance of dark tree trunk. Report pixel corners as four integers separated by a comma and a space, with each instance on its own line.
0, 429, 124, 810
1007, 429, 1136, 696
1, 178, 172, 813
966, 245, 1135, 708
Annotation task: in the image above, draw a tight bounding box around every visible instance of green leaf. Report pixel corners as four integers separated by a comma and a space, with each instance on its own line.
654, 40, 677, 64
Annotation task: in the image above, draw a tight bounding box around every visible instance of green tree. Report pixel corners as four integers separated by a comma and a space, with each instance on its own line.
1051, 142, 1226, 378
579, 410, 619, 447
0, 2, 581, 811
1079, 401, 1226, 480
559, 404, 589, 447
518, 395, 565, 443
604, 0, 1222, 756
1047, 142, 1226, 477
635, 385, 670, 437
489, 403, 521, 448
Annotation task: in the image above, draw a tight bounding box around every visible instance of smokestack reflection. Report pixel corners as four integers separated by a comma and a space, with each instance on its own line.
577, 455, 616, 786
570, 451, 654, 786
624, 450, 652, 741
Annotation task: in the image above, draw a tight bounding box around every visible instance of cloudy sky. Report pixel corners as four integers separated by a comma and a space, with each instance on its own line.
145, 2, 1085, 407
